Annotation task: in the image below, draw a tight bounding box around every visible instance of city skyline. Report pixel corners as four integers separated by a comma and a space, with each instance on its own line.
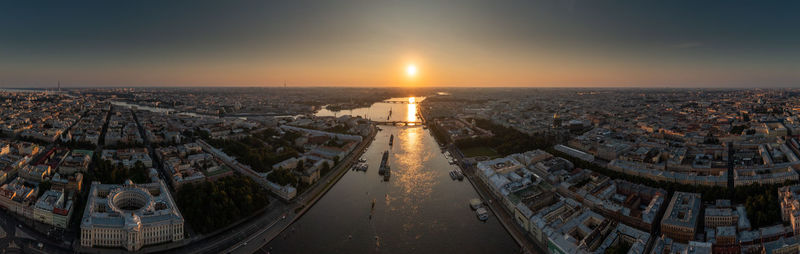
6, 1, 800, 253
2, 1, 800, 88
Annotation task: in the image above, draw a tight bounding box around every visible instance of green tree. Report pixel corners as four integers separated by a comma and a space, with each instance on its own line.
267, 169, 297, 186
175, 176, 270, 234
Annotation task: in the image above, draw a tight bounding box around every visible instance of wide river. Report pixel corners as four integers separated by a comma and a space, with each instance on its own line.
265, 97, 518, 253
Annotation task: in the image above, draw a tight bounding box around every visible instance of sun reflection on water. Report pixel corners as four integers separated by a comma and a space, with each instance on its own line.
391, 126, 436, 217
406, 97, 417, 125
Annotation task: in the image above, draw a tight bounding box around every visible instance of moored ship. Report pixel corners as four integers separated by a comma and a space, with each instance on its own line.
476, 207, 489, 221
379, 150, 391, 179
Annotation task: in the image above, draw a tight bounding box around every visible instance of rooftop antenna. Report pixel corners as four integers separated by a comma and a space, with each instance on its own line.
284, 80, 287, 88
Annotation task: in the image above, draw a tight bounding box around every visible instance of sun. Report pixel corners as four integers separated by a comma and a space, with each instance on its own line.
406, 64, 417, 77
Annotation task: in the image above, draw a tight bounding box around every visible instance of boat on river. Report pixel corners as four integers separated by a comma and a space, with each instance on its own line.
469, 198, 483, 210
379, 150, 391, 179
383, 167, 391, 181
449, 169, 464, 181
476, 207, 489, 221
352, 162, 368, 172
389, 134, 394, 146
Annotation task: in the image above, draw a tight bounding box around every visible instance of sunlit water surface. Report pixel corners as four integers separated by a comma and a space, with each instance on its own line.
266, 98, 517, 253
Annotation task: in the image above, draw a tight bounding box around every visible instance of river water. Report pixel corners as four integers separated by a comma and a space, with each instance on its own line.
265, 97, 518, 253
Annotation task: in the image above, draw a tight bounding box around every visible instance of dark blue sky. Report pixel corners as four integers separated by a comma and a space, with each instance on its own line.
1, 1, 799, 87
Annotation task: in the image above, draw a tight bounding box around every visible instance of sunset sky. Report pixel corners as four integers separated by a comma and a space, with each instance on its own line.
1, 1, 799, 87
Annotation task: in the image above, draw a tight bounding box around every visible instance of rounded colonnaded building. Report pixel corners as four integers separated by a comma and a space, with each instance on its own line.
80, 179, 184, 251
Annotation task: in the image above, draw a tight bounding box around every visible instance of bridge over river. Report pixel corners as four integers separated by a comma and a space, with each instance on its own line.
372, 120, 425, 125
381, 100, 415, 104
